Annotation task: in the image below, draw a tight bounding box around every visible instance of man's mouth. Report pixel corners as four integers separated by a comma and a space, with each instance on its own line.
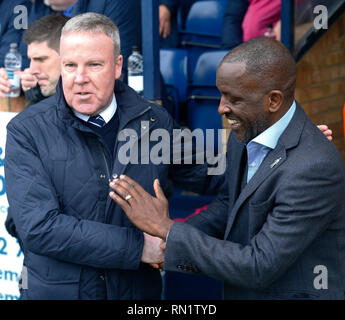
227, 118, 241, 129
76, 92, 93, 99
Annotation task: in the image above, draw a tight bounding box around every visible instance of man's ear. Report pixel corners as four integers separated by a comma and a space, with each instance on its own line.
267, 90, 283, 113
115, 54, 123, 80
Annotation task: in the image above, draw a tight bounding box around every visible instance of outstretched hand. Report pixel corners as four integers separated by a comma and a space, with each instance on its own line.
109, 175, 174, 240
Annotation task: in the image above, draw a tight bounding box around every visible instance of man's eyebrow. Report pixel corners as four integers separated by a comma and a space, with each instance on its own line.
31, 56, 49, 60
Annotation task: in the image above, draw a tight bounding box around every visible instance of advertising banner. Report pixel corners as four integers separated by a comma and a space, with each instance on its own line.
0, 112, 23, 300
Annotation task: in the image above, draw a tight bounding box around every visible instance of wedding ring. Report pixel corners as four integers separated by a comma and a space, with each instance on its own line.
125, 194, 132, 201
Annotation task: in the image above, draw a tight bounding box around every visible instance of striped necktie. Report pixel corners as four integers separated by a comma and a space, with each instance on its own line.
88, 115, 106, 128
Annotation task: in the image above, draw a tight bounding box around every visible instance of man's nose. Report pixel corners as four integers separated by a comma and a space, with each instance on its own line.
29, 61, 40, 75
218, 98, 231, 115
74, 66, 89, 84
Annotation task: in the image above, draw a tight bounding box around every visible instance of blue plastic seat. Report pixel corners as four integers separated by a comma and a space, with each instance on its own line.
180, 0, 227, 79
160, 49, 188, 122
164, 188, 222, 300
187, 50, 228, 153
183, 0, 227, 41
191, 49, 228, 86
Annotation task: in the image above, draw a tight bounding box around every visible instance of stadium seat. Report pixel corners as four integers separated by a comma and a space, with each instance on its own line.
164, 188, 222, 300
180, 0, 227, 80
160, 49, 188, 122
181, 0, 227, 46
187, 50, 228, 153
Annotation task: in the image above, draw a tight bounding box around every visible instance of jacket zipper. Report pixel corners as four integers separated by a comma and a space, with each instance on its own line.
100, 143, 111, 182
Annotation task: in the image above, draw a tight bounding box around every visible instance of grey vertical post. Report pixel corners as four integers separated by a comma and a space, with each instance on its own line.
141, 0, 161, 100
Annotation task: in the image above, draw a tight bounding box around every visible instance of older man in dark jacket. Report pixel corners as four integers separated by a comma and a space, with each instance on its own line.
4, 13, 222, 300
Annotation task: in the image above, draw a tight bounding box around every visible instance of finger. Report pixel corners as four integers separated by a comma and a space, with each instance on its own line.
0, 68, 9, 80
317, 124, 328, 131
20, 72, 36, 81
324, 129, 332, 136
110, 178, 135, 198
109, 190, 131, 211
119, 175, 146, 198
0, 84, 11, 96
149, 263, 160, 269
109, 180, 133, 201
159, 20, 164, 36
164, 23, 171, 39
0, 73, 11, 88
153, 179, 165, 200
0, 84, 11, 92
160, 241, 166, 250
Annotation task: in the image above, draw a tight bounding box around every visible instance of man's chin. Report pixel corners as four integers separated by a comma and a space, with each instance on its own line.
40, 86, 56, 97
71, 102, 101, 116
234, 131, 251, 144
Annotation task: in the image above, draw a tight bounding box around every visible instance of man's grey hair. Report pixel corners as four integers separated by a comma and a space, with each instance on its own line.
61, 12, 121, 59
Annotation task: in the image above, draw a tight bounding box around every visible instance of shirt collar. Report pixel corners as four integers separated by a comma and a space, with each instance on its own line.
249, 100, 296, 150
72, 94, 117, 124
63, 1, 78, 17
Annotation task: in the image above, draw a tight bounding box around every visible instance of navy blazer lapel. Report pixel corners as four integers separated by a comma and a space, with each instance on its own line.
224, 103, 307, 239
226, 134, 247, 211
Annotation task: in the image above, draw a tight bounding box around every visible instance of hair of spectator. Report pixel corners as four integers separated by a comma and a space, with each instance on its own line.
61, 12, 121, 60
220, 37, 297, 100
23, 14, 70, 53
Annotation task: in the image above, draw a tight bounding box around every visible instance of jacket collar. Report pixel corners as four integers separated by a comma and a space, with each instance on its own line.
224, 103, 307, 239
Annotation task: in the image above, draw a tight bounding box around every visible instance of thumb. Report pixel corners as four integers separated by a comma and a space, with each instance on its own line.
153, 179, 165, 200
160, 241, 166, 250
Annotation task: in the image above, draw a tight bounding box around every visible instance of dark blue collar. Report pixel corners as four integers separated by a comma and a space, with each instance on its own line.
63, 1, 78, 17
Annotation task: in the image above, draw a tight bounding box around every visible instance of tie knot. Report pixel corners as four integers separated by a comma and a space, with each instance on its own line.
88, 115, 105, 128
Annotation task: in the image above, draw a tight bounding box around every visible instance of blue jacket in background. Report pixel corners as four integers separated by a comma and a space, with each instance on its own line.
222, 0, 249, 49
0, 0, 32, 67
159, 0, 180, 48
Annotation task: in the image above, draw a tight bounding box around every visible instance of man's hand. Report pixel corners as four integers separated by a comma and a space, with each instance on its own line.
0, 68, 12, 97
109, 175, 174, 240
20, 68, 37, 92
159, 4, 171, 39
141, 232, 165, 268
317, 124, 333, 141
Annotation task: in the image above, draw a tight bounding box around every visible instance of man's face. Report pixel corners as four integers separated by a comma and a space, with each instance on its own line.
216, 62, 270, 143
27, 41, 61, 97
60, 31, 122, 116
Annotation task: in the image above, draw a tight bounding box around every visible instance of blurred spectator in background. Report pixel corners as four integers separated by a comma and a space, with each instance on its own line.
0, 15, 68, 105
18, 0, 142, 82
0, 0, 32, 68
222, 0, 281, 49
159, 0, 180, 48
242, 0, 281, 42
221, 0, 249, 49
21, 14, 68, 102
178, 0, 196, 29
